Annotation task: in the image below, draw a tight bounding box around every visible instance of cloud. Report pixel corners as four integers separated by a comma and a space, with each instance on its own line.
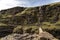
0, 0, 60, 10
17, 0, 60, 6
0, 0, 19, 10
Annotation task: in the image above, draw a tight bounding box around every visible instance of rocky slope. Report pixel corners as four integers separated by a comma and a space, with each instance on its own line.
0, 3, 60, 25
0, 2, 60, 39
0, 33, 58, 40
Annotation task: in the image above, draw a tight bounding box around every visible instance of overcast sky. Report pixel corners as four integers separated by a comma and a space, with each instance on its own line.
0, 0, 60, 10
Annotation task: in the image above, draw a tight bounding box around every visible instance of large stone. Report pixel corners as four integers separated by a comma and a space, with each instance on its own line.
0, 33, 58, 40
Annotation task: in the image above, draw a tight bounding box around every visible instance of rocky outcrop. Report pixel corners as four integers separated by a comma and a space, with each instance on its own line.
0, 28, 58, 40
0, 33, 58, 40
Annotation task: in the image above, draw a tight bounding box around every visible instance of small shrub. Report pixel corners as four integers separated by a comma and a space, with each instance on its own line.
13, 26, 23, 34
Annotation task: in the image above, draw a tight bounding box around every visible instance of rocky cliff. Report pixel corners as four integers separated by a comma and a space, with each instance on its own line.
0, 2, 60, 39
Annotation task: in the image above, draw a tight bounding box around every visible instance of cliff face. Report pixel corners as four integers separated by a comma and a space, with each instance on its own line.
0, 2, 60, 39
